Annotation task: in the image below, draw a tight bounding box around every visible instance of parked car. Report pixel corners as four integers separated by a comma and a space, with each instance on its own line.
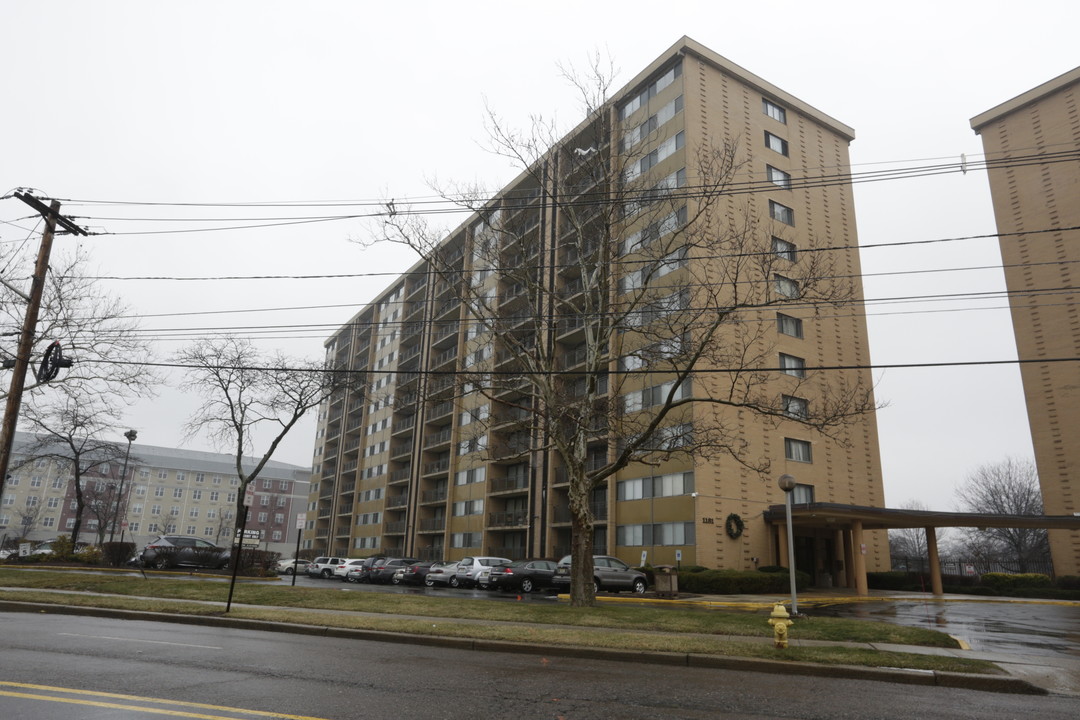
488, 559, 558, 593
344, 555, 386, 583
451, 556, 512, 588
369, 557, 419, 584
305, 556, 350, 579
474, 560, 513, 590
551, 555, 648, 594
139, 535, 231, 570
333, 558, 365, 581
423, 560, 459, 587
393, 561, 437, 586
276, 557, 307, 575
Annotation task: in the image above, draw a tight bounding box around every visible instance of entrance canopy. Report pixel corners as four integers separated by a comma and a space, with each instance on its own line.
763, 502, 1080, 597
763, 501, 1080, 531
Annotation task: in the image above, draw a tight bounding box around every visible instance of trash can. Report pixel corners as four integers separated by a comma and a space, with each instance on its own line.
654, 565, 679, 599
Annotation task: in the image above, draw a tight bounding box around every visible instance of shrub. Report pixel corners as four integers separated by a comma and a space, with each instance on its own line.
679, 568, 809, 594
981, 572, 1052, 590
76, 545, 102, 565
50, 536, 76, 560
101, 542, 136, 567
1055, 575, 1080, 590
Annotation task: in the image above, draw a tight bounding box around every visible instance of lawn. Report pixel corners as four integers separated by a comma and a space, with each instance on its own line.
0, 568, 996, 675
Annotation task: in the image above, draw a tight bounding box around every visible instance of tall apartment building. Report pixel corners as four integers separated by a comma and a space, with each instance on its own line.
307, 37, 887, 578
1, 431, 310, 556
971, 66, 1080, 576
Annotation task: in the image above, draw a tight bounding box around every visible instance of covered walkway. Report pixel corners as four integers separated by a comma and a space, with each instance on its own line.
763, 502, 1080, 597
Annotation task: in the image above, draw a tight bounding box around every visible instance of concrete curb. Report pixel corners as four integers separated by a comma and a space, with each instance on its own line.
0, 599, 1047, 696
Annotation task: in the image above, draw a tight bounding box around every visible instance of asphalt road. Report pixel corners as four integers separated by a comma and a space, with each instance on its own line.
1, 612, 1077, 720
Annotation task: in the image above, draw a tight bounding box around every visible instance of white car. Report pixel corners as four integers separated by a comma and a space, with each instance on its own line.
333, 558, 366, 581
276, 557, 307, 575
451, 556, 512, 588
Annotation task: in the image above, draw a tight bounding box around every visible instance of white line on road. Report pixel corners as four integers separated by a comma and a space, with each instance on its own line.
58, 632, 222, 649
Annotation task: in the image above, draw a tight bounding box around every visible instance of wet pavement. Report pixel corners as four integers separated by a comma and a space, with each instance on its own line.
808, 596, 1080, 659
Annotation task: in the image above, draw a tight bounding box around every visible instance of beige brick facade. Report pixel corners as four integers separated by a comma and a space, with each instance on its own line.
972, 66, 1080, 576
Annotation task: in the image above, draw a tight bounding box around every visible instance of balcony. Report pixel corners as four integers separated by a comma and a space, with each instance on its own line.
490, 475, 529, 494
431, 346, 457, 368
386, 494, 409, 509
391, 442, 413, 460
423, 428, 453, 450
389, 466, 412, 483
431, 322, 459, 347
428, 401, 454, 421
423, 458, 450, 476
421, 488, 448, 504
392, 416, 416, 435
385, 520, 407, 534
550, 502, 608, 523
417, 546, 445, 562
418, 517, 446, 532
488, 510, 530, 528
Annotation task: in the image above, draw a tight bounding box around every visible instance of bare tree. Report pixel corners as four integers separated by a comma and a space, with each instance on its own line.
955, 457, 1049, 572
888, 500, 949, 568
176, 336, 348, 526
12, 499, 46, 541
0, 247, 158, 500
16, 388, 127, 542
378, 61, 876, 606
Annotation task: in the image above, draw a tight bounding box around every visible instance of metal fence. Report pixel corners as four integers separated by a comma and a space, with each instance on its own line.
891, 556, 1055, 577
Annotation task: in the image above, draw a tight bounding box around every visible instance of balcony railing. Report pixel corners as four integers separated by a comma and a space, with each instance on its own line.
385, 520, 407, 534
423, 458, 450, 475
386, 494, 409, 509
389, 467, 412, 483
490, 475, 529, 493
418, 517, 446, 532
488, 510, 530, 528
423, 428, 453, 449
421, 488, 448, 504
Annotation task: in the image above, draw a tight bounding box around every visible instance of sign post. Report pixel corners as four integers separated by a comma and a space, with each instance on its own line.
291, 512, 306, 587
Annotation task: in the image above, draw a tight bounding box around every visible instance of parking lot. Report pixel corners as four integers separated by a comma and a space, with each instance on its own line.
282, 570, 562, 603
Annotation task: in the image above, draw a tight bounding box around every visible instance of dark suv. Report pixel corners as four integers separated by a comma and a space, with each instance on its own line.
140, 535, 231, 570
551, 555, 648, 594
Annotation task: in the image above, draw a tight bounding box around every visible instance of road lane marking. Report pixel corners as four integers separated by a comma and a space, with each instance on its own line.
57, 631, 223, 649
0, 682, 331, 720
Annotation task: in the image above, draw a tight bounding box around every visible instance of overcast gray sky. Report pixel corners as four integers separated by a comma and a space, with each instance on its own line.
3, 1, 1077, 511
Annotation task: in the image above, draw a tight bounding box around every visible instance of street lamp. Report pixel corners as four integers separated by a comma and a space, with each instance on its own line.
110, 429, 137, 544
778, 473, 799, 615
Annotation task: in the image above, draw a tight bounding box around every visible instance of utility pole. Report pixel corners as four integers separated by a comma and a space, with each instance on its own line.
0, 192, 87, 500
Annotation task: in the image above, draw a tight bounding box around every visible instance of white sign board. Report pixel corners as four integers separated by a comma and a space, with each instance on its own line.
640, 550, 648, 567
675, 550, 682, 562
295, 512, 307, 530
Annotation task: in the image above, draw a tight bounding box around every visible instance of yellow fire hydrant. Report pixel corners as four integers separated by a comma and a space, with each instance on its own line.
768, 603, 795, 649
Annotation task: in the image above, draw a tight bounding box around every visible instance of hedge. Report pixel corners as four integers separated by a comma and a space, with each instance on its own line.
677, 568, 810, 594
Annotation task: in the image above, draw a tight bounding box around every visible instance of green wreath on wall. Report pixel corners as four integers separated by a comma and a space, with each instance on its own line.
724, 513, 745, 540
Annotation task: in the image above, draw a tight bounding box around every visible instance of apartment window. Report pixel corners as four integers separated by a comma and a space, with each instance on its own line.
619, 62, 682, 120
617, 471, 694, 501
262, 478, 272, 489
0, 496, 11, 507
195, 473, 205, 483
186, 525, 196, 535
792, 483, 815, 504
42, 516, 55, 528
783, 395, 809, 419
772, 237, 797, 262
131, 503, 143, 515
213, 476, 222, 485
277, 495, 286, 506
176, 472, 185, 482
457, 435, 488, 456
227, 492, 237, 503
192, 489, 202, 500
774, 274, 799, 299
188, 507, 199, 518
258, 512, 267, 523
766, 165, 791, 189
765, 131, 789, 156
280, 480, 289, 492
169, 506, 180, 516
47, 497, 60, 509
274, 513, 284, 524
777, 313, 803, 338
260, 495, 270, 506
451, 532, 481, 548
135, 485, 146, 496
157, 470, 168, 480
762, 98, 787, 123
454, 467, 486, 486
30, 476, 42, 487
66, 518, 76, 529
452, 499, 484, 517
626, 131, 685, 181
51, 477, 64, 489
617, 522, 695, 546
207, 509, 216, 519
173, 488, 184, 499
154, 486, 165, 497
210, 491, 219, 502
272, 531, 282, 541
784, 438, 813, 463
779, 353, 806, 378
622, 95, 684, 152
769, 200, 794, 226
150, 504, 161, 515
130, 522, 140, 533
622, 379, 692, 414
25, 496, 38, 507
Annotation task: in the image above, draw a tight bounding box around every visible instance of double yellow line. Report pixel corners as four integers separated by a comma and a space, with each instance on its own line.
0, 682, 330, 720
